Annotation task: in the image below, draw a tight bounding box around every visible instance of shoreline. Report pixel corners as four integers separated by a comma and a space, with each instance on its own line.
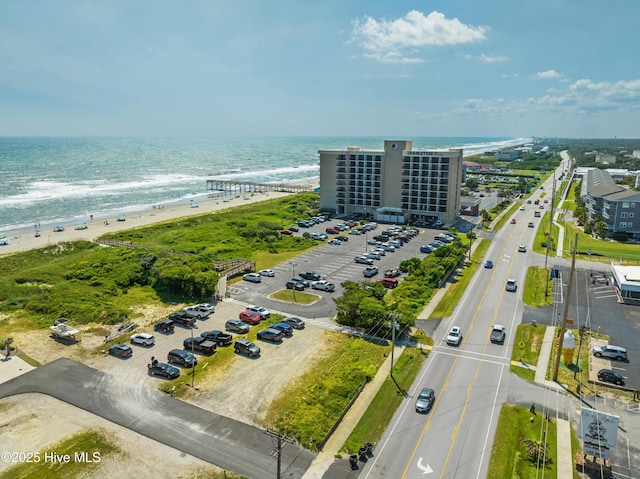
0, 188, 310, 256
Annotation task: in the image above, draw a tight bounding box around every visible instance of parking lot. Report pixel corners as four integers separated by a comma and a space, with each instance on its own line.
231, 218, 447, 323
523, 265, 640, 390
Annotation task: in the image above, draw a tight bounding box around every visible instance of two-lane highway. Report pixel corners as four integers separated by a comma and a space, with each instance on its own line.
363, 162, 568, 478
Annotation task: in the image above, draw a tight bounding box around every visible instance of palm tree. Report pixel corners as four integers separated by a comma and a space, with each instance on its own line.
522, 439, 552, 465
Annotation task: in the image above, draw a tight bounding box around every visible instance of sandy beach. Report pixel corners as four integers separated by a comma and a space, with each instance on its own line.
0, 189, 302, 256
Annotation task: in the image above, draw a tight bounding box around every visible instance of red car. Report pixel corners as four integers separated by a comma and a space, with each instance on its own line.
239, 311, 261, 325
280, 229, 293, 235
325, 227, 339, 234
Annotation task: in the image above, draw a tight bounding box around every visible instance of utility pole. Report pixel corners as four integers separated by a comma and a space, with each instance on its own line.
553, 233, 578, 382
264, 429, 295, 479
388, 312, 400, 378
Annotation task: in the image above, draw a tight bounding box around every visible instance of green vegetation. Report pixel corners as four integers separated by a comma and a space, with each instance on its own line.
510, 323, 546, 382
487, 405, 558, 479
263, 334, 389, 451
563, 222, 640, 263
522, 266, 553, 306
0, 194, 322, 334
342, 346, 428, 453
429, 238, 490, 318
0, 429, 119, 479
492, 202, 522, 231
269, 289, 319, 304
335, 241, 467, 333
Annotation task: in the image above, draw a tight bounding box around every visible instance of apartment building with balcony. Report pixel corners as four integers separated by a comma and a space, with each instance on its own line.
319, 140, 463, 225
581, 168, 640, 237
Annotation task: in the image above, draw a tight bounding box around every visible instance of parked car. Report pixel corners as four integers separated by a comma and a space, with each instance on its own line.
130, 333, 155, 347
154, 319, 175, 333
291, 276, 310, 288
246, 305, 270, 319
194, 303, 215, 315
363, 266, 379, 278
148, 362, 180, 379
225, 319, 250, 334
280, 229, 293, 235
592, 345, 628, 361
183, 306, 208, 319
484, 260, 494, 269
167, 349, 197, 368
365, 251, 382, 260
597, 369, 625, 386
355, 256, 374, 265
311, 232, 327, 241
377, 277, 399, 288
288, 226, 299, 232
243, 272, 262, 283
311, 280, 335, 292
286, 280, 305, 291
271, 323, 293, 337
108, 343, 133, 358
420, 245, 435, 254
239, 310, 261, 325
282, 317, 305, 329
415, 387, 435, 413
446, 326, 462, 346
235, 338, 261, 357
259, 269, 275, 277
300, 271, 321, 281
257, 327, 283, 343
505, 279, 517, 292
327, 239, 342, 245
325, 227, 339, 234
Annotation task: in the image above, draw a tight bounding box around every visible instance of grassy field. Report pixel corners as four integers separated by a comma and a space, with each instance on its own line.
341, 346, 428, 454
522, 266, 553, 306
269, 289, 319, 304
563, 222, 640, 263
262, 334, 389, 451
0, 429, 120, 479
428, 238, 490, 319
487, 405, 558, 479
510, 323, 546, 381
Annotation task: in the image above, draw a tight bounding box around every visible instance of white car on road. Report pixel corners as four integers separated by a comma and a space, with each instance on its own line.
446, 326, 462, 346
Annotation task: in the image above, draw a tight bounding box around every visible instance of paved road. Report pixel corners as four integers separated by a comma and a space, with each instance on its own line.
360, 161, 570, 478
0, 358, 315, 479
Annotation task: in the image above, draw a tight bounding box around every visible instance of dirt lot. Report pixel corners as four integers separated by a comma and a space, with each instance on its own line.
1, 298, 330, 478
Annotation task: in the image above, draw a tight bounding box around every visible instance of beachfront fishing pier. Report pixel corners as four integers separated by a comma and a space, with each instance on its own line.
206, 179, 314, 195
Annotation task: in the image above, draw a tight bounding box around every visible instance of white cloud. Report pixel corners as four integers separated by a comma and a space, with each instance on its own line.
351, 10, 488, 63
478, 54, 507, 64
536, 70, 562, 79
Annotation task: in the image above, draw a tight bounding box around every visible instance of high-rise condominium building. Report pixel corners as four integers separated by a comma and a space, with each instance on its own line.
318, 140, 463, 225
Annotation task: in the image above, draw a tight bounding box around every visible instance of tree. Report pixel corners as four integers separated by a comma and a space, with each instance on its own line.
465, 178, 479, 190
522, 439, 552, 465
480, 210, 491, 224
466, 231, 477, 259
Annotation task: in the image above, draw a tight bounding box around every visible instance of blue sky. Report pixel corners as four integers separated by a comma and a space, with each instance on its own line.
1, 0, 639, 138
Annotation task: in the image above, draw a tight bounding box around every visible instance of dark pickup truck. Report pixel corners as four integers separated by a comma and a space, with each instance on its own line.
200, 330, 233, 346
183, 336, 217, 354
490, 325, 506, 344
168, 312, 197, 328
154, 319, 175, 333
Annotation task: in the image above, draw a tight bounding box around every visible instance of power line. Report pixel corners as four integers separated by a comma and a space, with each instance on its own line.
264, 429, 295, 479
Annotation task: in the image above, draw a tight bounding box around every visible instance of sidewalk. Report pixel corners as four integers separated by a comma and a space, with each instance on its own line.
532, 325, 574, 476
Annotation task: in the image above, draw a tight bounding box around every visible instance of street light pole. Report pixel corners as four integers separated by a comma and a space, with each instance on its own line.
388, 312, 400, 378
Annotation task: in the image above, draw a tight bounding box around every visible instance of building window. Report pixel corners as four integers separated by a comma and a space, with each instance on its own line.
622, 202, 630, 208
622, 212, 629, 218
632, 203, 636, 208
629, 222, 633, 228
620, 222, 627, 228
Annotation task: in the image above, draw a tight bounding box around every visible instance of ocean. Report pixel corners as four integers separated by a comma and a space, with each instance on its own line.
0, 136, 529, 233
